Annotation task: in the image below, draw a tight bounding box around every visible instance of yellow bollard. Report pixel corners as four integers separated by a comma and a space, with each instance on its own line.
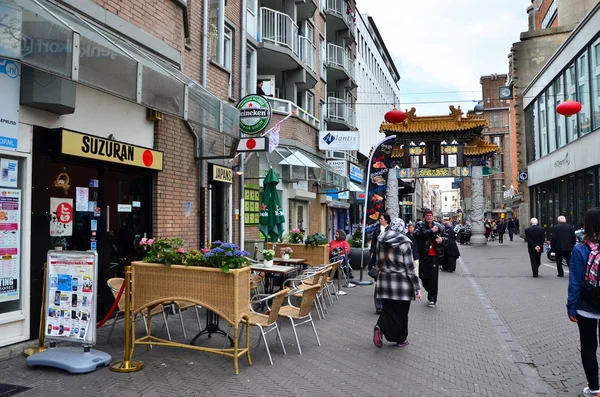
24, 264, 48, 357
110, 266, 144, 372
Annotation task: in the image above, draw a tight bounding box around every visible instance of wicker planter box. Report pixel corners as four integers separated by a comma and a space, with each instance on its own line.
129, 262, 251, 374
267, 243, 329, 266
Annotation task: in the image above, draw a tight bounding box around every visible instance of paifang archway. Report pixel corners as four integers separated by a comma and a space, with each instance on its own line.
362, 106, 498, 246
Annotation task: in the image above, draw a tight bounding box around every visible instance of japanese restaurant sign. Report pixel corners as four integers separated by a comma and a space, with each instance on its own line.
61, 130, 164, 171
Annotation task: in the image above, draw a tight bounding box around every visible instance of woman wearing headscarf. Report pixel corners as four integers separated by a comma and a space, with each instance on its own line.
442, 221, 460, 272
373, 218, 422, 348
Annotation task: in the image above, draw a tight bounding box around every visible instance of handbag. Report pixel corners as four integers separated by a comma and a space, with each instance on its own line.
368, 248, 393, 281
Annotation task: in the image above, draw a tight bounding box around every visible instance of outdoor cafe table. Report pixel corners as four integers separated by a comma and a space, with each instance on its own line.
250, 263, 298, 294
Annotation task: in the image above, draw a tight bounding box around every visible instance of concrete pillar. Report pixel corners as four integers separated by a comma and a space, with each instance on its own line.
386, 168, 399, 219
527, 4, 535, 31
470, 166, 487, 246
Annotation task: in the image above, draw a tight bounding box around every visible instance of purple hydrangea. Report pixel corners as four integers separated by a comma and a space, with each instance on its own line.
211, 247, 225, 254
220, 242, 236, 249
203, 252, 214, 258
225, 251, 233, 256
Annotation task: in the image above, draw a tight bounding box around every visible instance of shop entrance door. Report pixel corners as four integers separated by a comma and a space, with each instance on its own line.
210, 183, 228, 242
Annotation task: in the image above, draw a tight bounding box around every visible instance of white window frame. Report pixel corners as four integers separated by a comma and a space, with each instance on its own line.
209, 0, 226, 65
306, 91, 314, 115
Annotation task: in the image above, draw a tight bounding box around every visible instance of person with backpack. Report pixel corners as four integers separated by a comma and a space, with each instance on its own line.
567, 207, 600, 397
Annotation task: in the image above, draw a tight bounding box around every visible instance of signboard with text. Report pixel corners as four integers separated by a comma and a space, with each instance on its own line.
0, 58, 20, 150
349, 163, 363, 183
319, 130, 360, 151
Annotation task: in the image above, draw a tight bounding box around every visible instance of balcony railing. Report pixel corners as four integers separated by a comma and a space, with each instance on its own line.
299, 36, 316, 73
260, 7, 299, 57
266, 97, 321, 129
326, 43, 355, 81
325, 0, 356, 34
326, 97, 355, 128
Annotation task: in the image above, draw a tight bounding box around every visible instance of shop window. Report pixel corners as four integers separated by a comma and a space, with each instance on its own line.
546, 87, 556, 152
554, 75, 567, 148
566, 65, 578, 142
560, 177, 568, 219
577, 172, 585, 229
592, 38, 600, 131
548, 181, 555, 232
578, 51, 592, 135
552, 179, 560, 228
568, 175, 576, 227
586, 169, 596, 211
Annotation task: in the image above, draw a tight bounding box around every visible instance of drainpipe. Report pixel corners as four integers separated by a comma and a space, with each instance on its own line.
239, 0, 247, 250
199, 0, 209, 247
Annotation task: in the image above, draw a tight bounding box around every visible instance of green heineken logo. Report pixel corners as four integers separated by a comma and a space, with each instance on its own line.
237, 95, 272, 135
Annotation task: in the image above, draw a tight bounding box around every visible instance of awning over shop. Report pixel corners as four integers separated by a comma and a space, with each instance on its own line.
273, 146, 348, 191
0, 0, 238, 136
348, 181, 365, 192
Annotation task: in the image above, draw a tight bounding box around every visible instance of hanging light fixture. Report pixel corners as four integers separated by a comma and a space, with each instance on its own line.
556, 99, 582, 117
384, 108, 406, 123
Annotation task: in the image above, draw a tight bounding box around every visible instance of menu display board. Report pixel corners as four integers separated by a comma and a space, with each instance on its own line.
244, 184, 260, 226
0, 188, 21, 302
45, 251, 98, 345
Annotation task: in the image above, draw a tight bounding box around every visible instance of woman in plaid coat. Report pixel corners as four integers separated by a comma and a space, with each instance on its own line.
373, 218, 422, 348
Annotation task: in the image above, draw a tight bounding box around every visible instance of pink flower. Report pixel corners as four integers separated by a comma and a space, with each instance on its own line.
293, 228, 300, 233
201, 248, 210, 254
147, 239, 154, 246
139, 237, 147, 245
177, 247, 185, 254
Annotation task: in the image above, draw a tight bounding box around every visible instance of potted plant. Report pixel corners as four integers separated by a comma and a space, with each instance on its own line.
305, 232, 328, 247
287, 228, 305, 244
261, 249, 275, 267
280, 247, 293, 260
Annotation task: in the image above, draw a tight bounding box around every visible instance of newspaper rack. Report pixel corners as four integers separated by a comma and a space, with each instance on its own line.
26, 250, 112, 374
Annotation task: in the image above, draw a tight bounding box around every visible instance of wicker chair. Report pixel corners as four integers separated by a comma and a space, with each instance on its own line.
278, 285, 321, 354
245, 288, 289, 365
106, 278, 171, 344
285, 266, 331, 320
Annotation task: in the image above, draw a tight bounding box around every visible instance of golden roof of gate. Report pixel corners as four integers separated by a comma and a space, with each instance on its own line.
379, 105, 488, 134
463, 138, 500, 156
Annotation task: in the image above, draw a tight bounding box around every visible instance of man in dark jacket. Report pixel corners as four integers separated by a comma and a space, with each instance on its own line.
507, 218, 515, 241
550, 215, 576, 277
414, 209, 448, 308
369, 213, 391, 314
524, 217, 545, 277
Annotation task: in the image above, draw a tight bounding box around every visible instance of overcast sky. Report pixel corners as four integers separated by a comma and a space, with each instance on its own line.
358, 0, 529, 116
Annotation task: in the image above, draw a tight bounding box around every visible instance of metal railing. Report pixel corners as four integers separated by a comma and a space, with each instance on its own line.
259, 7, 299, 57
326, 97, 355, 128
325, 0, 356, 34
299, 36, 316, 73
265, 97, 321, 129
326, 43, 355, 81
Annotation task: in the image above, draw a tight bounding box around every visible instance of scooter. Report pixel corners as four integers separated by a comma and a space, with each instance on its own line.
456, 225, 472, 245
545, 241, 555, 262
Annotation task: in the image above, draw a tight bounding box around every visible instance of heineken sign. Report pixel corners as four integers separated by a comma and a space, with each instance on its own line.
237, 95, 272, 135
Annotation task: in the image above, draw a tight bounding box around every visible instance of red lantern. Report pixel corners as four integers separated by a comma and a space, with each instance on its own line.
556, 100, 582, 117
384, 108, 406, 123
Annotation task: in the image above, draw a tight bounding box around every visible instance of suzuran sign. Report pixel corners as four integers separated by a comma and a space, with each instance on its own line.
237, 95, 271, 135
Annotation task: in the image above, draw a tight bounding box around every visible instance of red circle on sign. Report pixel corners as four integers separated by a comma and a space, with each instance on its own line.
246, 138, 257, 150
142, 150, 153, 167
56, 202, 73, 224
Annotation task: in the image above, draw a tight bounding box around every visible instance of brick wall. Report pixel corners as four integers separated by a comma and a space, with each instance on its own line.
90, 0, 184, 51
153, 116, 201, 249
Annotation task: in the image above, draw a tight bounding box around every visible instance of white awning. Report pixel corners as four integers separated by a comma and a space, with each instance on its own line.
348, 181, 365, 192
278, 151, 320, 168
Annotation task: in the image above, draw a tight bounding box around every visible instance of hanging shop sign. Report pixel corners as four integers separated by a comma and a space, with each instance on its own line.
0, 188, 21, 302
237, 95, 272, 135
326, 160, 347, 175
397, 167, 471, 178
0, 58, 20, 150
349, 163, 363, 184
61, 130, 164, 171
318, 130, 360, 151
209, 164, 233, 184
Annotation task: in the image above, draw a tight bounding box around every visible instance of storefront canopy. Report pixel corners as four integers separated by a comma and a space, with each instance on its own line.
348, 181, 365, 192
273, 146, 348, 191
0, 0, 238, 136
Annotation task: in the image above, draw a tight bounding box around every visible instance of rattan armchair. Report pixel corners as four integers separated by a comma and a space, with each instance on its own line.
278, 285, 321, 354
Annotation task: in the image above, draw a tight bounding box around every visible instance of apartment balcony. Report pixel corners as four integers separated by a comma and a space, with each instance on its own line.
326, 43, 356, 86
296, 0, 318, 21
323, 0, 356, 42
325, 97, 356, 130
256, 7, 317, 87
266, 97, 321, 130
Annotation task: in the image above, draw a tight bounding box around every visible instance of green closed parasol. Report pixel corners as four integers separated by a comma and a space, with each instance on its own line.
258, 168, 286, 242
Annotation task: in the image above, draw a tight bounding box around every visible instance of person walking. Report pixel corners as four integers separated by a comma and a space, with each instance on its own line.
414, 209, 448, 308
507, 218, 515, 241
566, 207, 600, 397
442, 221, 460, 272
524, 217, 545, 277
514, 218, 521, 237
372, 218, 422, 348
369, 213, 391, 314
496, 219, 507, 245
551, 215, 577, 277
406, 223, 419, 275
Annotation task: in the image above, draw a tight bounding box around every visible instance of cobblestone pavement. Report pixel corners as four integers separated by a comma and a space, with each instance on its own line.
0, 240, 589, 396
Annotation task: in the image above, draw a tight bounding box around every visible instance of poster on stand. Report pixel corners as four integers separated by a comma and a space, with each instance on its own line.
45, 251, 98, 345
0, 188, 21, 302
50, 198, 73, 237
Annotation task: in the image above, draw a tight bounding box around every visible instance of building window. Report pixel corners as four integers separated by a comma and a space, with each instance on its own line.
306, 92, 314, 115
539, 93, 548, 156
566, 64, 578, 142
492, 135, 503, 149
208, 0, 225, 65
533, 100, 540, 161
578, 51, 592, 135
546, 86, 556, 152
493, 153, 504, 172
554, 74, 567, 147
592, 38, 600, 131
320, 38, 326, 81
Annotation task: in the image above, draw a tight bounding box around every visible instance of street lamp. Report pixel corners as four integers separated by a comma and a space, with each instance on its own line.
473, 101, 484, 115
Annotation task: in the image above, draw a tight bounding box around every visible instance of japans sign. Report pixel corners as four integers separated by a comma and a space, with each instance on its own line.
0, 58, 20, 150
349, 163, 363, 183
209, 164, 233, 184
237, 95, 272, 135
319, 131, 359, 151
61, 130, 164, 171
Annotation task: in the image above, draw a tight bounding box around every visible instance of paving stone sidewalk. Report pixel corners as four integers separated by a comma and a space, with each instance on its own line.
0, 244, 573, 397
